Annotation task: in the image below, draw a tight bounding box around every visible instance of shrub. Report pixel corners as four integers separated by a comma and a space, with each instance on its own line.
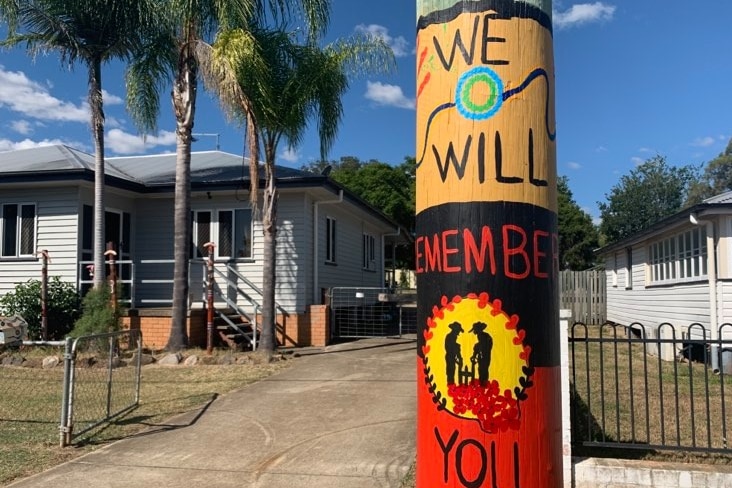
70, 286, 123, 337
0, 277, 80, 340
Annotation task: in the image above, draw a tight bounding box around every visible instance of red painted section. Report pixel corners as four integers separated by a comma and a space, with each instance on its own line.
417, 360, 562, 487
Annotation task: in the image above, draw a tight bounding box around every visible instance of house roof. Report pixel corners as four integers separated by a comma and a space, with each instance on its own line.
596, 193, 732, 256
0, 144, 404, 235
0, 145, 317, 186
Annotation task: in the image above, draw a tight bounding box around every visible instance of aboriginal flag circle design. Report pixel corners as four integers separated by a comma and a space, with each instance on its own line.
455, 66, 504, 120
422, 293, 534, 433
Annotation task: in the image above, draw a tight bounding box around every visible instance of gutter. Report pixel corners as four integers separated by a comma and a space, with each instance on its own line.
313, 190, 344, 304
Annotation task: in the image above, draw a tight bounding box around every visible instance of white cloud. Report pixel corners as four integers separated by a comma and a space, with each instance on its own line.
9, 120, 33, 135
631, 156, 644, 166
102, 90, 123, 105
691, 136, 716, 148
365, 81, 415, 110
554, 2, 616, 29
355, 24, 410, 57
595, 145, 608, 152
0, 66, 89, 122
567, 161, 582, 170
0, 137, 84, 152
279, 147, 300, 164
639, 147, 653, 153
106, 129, 176, 155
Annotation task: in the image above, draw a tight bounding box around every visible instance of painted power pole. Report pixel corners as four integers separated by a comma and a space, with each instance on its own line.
415, 1, 561, 487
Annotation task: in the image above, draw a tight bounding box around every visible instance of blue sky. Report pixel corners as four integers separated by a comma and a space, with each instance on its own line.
0, 1, 731, 222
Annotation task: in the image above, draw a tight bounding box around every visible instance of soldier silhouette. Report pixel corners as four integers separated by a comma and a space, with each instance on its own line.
470, 321, 493, 385
444, 322, 464, 385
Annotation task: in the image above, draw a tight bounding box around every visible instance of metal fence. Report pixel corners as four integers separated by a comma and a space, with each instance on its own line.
0, 330, 142, 447
570, 322, 732, 454
329, 287, 417, 338
60, 329, 142, 446
0, 346, 66, 442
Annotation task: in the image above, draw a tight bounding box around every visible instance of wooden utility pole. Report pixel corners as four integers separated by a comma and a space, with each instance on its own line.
415, 1, 561, 486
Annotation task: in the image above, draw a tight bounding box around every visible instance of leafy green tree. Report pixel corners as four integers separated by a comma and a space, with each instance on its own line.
303, 155, 415, 233
126, 0, 330, 351
0, 0, 157, 288
598, 155, 698, 242
211, 27, 393, 357
686, 138, 732, 205
0, 277, 80, 340
557, 176, 599, 270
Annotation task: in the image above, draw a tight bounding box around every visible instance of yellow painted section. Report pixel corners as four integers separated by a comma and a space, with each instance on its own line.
416, 12, 557, 212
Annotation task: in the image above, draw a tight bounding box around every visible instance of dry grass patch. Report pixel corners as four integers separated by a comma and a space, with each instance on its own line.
0, 349, 289, 486
571, 324, 732, 463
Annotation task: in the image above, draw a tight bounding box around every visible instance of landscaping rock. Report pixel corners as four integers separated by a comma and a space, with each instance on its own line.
42, 356, 60, 369
217, 354, 235, 365
131, 352, 155, 366
159, 352, 183, 366
184, 355, 199, 366
2, 355, 24, 366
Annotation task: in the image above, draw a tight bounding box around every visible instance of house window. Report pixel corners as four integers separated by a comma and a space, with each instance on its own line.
1, 203, 36, 258
363, 234, 376, 270
80, 206, 132, 282
326, 217, 336, 263
625, 248, 633, 289
648, 227, 707, 284
193, 209, 252, 259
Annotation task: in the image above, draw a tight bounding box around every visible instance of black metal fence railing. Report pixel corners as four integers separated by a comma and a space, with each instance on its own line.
570, 322, 732, 454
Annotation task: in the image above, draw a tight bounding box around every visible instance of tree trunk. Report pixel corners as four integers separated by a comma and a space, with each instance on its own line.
167, 43, 197, 351
258, 142, 278, 357
90, 57, 106, 289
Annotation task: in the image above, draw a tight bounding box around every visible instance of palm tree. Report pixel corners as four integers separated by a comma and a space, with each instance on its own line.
126, 0, 331, 351
0, 0, 157, 289
211, 27, 394, 357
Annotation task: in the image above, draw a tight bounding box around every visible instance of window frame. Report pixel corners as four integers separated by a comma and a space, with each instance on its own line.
325, 216, 336, 264
192, 207, 253, 260
647, 227, 708, 285
1, 202, 37, 259
362, 233, 376, 271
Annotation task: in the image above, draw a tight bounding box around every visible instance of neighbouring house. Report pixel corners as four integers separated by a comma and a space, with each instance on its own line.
596, 190, 732, 362
0, 145, 406, 349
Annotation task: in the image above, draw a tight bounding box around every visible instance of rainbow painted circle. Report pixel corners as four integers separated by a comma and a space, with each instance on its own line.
455, 67, 504, 120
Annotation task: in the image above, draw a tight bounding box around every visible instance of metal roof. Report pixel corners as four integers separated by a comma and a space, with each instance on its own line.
0, 144, 403, 233
703, 190, 732, 204
0, 145, 317, 186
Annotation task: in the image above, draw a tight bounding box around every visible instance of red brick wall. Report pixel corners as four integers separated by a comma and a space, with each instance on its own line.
123, 307, 327, 350
277, 305, 330, 347
122, 310, 206, 351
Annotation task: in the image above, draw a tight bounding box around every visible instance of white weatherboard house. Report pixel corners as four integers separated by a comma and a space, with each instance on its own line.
596, 191, 732, 362
0, 145, 403, 348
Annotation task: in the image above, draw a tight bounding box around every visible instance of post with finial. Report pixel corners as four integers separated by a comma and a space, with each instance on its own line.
415, 1, 562, 486
38, 250, 50, 340
105, 247, 118, 311
204, 242, 216, 354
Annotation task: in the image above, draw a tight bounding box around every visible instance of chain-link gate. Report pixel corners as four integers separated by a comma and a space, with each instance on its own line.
60, 329, 142, 446
329, 287, 417, 338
